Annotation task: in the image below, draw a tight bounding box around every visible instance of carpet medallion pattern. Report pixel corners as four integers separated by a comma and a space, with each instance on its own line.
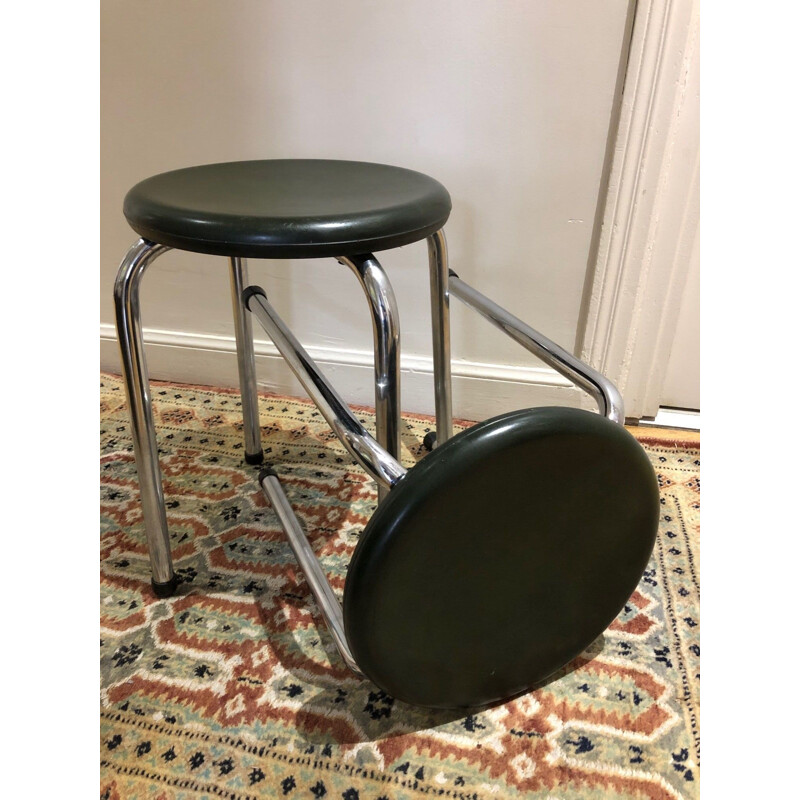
100, 374, 700, 799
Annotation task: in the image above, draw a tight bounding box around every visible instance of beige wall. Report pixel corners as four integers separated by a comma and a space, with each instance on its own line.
101, 0, 631, 418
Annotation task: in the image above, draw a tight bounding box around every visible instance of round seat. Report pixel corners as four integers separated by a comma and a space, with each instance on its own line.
123, 159, 452, 258
343, 407, 660, 709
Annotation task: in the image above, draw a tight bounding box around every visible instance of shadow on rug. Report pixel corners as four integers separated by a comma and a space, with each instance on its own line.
100, 373, 699, 799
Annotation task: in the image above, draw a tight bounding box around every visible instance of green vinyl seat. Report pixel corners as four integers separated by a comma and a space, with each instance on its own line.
343, 406, 659, 708
123, 159, 451, 258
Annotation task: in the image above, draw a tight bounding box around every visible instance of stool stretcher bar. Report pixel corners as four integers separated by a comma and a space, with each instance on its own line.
448, 275, 625, 424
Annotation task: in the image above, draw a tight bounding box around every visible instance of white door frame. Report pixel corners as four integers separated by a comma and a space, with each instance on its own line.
579, 0, 700, 420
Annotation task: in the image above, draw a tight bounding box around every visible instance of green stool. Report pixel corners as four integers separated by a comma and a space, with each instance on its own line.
114, 159, 451, 596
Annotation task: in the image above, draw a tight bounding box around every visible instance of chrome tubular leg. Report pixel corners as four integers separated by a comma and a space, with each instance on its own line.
229, 257, 263, 464
259, 469, 362, 674
427, 229, 453, 446
338, 255, 401, 503
113, 238, 176, 596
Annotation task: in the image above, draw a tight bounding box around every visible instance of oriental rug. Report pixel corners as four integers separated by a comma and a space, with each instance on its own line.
100, 373, 700, 799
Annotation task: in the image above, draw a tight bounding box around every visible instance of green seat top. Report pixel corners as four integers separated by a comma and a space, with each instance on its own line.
343, 407, 660, 709
124, 159, 451, 258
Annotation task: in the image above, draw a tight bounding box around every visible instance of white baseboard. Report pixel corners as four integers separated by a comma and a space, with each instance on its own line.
100, 324, 586, 421
640, 407, 700, 431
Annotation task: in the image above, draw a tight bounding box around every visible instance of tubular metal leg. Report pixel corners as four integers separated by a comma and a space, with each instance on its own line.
228, 257, 264, 464
113, 238, 176, 596
259, 469, 362, 674
338, 255, 401, 503
427, 229, 453, 446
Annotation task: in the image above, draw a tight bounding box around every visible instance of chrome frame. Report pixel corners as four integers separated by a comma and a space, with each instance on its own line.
228, 257, 263, 462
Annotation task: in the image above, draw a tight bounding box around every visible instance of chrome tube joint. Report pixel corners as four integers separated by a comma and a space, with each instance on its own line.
448, 276, 624, 424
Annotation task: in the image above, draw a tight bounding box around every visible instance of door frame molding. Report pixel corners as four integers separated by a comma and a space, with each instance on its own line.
579, 0, 699, 419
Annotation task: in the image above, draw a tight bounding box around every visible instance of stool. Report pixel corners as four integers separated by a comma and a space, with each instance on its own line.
245, 283, 658, 709
114, 159, 451, 597
114, 158, 659, 709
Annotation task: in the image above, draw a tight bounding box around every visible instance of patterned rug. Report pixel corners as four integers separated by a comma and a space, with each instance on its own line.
100, 373, 700, 799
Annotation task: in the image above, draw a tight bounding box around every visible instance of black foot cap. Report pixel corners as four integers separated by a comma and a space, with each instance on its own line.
423, 431, 437, 451
151, 574, 179, 599
258, 467, 279, 482
245, 450, 265, 465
